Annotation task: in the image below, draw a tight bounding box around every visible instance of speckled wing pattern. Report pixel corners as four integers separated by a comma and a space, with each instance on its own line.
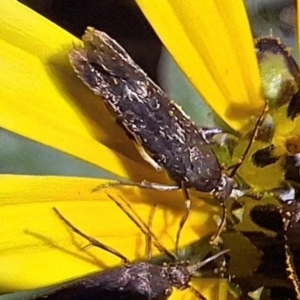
69, 27, 222, 192
30, 263, 174, 300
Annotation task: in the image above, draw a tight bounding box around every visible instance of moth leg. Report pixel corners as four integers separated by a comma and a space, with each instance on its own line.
146, 204, 157, 261
139, 180, 180, 191
175, 182, 191, 254
94, 180, 187, 253
210, 200, 227, 244
93, 180, 180, 193
108, 195, 176, 261
210, 185, 264, 244
53, 207, 130, 264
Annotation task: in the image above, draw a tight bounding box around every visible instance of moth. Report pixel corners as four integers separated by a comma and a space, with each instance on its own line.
30, 196, 229, 300
69, 27, 267, 246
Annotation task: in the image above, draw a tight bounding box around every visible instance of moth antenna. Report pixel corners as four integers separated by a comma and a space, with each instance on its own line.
187, 249, 230, 274
146, 204, 157, 261
53, 207, 130, 264
107, 195, 177, 260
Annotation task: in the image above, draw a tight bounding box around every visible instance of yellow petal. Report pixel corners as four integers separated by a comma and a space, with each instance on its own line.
172, 279, 230, 300
0, 175, 219, 293
136, 0, 264, 130
296, 0, 300, 57
0, 0, 162, 181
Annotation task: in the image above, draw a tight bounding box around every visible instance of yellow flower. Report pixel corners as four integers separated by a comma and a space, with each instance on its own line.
0, 0, 280, 299
136, 0, 264, 131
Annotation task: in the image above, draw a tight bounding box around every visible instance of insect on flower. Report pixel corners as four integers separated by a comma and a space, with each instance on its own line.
69, 27, 268, 248
30, 196, 229, 300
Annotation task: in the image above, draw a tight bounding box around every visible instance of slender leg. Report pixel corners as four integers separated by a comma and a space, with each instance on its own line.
210, 200, 227, 244
93, 180, 180, 193
146, 204, 156, 261
107, 195, 177, 261
175, 182, 191, 255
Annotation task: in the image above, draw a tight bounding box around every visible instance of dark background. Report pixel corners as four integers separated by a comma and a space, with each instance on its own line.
20, 0, 161, 81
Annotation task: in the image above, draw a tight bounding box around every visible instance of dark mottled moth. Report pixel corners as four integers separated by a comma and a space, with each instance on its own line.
30, 196, 229, 300
69, 27, 267, 246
